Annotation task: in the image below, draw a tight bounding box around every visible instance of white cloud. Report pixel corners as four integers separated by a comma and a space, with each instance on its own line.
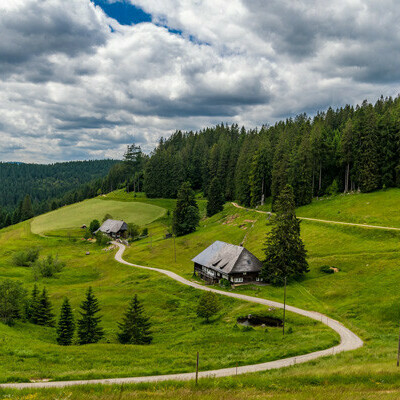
0, 0, 399, 162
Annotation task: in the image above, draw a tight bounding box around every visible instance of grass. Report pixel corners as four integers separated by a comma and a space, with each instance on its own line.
0, 201, 335, 384
31, 198, 165, 234
296, 188, 400, 227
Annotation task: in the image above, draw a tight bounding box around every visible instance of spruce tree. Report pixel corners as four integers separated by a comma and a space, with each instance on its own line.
261, 184, 309, 285
77, 287, 104, 345
172, 182, 200, 236
206, 177, 225, 217
20, 194, 34, 221
29, 283, 40, 324
117, 295, 152, 345
56, 298, 75, 345
36, 288, 55, 326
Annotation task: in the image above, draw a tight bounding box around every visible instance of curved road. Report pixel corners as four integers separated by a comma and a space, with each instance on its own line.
1, 243, 363, 390
231, 202, 400, 231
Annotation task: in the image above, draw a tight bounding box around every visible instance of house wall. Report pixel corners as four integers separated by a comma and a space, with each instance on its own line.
194, 263, 261, 284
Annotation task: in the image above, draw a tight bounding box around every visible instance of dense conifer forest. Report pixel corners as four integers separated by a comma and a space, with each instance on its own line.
0, 160, 117, 227
143, 95, 400, 208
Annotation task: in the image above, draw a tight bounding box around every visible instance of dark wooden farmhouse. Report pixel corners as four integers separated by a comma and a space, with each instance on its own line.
192, 241, 263, 284
96, 219, 128, 238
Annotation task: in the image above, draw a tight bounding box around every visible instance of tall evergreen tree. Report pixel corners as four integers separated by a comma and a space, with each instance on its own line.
261, 185, 309, 285
117, 295, 152, 344
56, 297, 75, 346
172, 182, 200, 236
29, 283, 40, 324
77, 287, 104, 345
206, 177, 225, 217
20, 194, 34, 221
36, 288, 55, 327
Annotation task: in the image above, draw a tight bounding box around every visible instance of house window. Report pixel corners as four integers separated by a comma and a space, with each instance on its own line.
234, 277, 243, 283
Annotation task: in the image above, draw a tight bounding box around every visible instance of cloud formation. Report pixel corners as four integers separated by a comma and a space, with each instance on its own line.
0, 0, 399, 162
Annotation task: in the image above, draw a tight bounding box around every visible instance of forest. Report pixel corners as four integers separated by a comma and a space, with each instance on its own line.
0, 160, 117, 227
142, 95, 400, 208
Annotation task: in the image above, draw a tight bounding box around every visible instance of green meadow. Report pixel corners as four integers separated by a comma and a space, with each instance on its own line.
31, 197, 165, 234
0, 199, 335, 384
3, 189, 400, 399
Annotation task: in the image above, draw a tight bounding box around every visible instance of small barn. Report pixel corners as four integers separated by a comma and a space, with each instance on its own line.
96, 219, 128, 238
192, 241, 263, 284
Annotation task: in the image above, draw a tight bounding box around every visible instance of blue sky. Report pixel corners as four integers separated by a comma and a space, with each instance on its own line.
91, 0, 151, 25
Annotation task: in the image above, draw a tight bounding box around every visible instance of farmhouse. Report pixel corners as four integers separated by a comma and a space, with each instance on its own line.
192, 240, 263, 284
96, 219, 128, 238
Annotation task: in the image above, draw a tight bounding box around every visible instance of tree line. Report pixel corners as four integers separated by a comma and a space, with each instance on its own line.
139, 95, 400, 209
0, 160, 117, 228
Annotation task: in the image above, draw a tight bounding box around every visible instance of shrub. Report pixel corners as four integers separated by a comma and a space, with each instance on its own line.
287, 326, 293, 334
89, 219, 100, 235
32, 255, 65, 279
196, 291, 222, 322
320, 265, 335, 274
127, 223, 140, 239
219, 278, 231, 288
141, 228, 149, 237
12, 248, 40, 267
102, 213, 113, 222
95, 231, 109, 247
242, 325, 255, 332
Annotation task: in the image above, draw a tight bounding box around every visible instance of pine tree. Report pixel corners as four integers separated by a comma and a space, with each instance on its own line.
117, 295, 152, 344
20, 194, 34, 221
36, 288, 55, 327
29, 283, 40, 324
77, 287, 104, 345
206, 177, 225, 217
56, 298, 75, 346
261, 184, 309, 285
172, 182, 200, 236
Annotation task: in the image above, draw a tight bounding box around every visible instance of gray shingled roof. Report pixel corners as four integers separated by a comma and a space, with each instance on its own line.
97, 219, 128, 234
192, 240, 262, 275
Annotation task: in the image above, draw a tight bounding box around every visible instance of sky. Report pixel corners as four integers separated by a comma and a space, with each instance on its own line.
0, 0, 399, 163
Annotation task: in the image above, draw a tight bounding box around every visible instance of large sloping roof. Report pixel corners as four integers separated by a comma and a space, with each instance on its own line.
192, 240, 262, 275
97, 219, 128, 234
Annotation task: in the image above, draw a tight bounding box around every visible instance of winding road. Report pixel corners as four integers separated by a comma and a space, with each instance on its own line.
1, 243, 363, 390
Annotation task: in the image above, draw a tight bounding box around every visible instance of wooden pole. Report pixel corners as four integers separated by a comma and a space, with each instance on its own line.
195, 351, 199, 384
283, 276, 287, 336
173, 235, 177, 262
397, 320, 400, 367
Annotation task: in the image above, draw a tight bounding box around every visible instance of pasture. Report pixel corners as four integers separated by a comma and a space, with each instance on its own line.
30, 198, 165, 234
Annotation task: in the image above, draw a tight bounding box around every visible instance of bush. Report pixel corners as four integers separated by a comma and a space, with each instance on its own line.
95, 231, 109, 247
219, 278, 231, 288
12, 248, 40, 267
320, 265, 335, 274
32, 255, 65, 279
127, 223, 140, 239
141, 228, 149, 237
102, 213, 113, 222
196, 291, 222, 322
287, 326, 293, 334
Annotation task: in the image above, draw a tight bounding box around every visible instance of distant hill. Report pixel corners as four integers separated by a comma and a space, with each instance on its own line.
0, 160, 118, 212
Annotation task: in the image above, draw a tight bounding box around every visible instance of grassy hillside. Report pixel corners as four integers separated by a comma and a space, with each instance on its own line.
3, 189, 400, 399
31, 198, 165, 234
296, 189, 400, 227
0, 198, 335, 385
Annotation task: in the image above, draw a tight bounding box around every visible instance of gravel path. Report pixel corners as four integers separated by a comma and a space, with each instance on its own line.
231, 202, 400, 231
1, 243, 363, 390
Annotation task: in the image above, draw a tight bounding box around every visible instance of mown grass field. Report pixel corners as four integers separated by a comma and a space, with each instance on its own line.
31, 197, 165, 234
3, 189, 400, 399
0, 196, 335, 387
